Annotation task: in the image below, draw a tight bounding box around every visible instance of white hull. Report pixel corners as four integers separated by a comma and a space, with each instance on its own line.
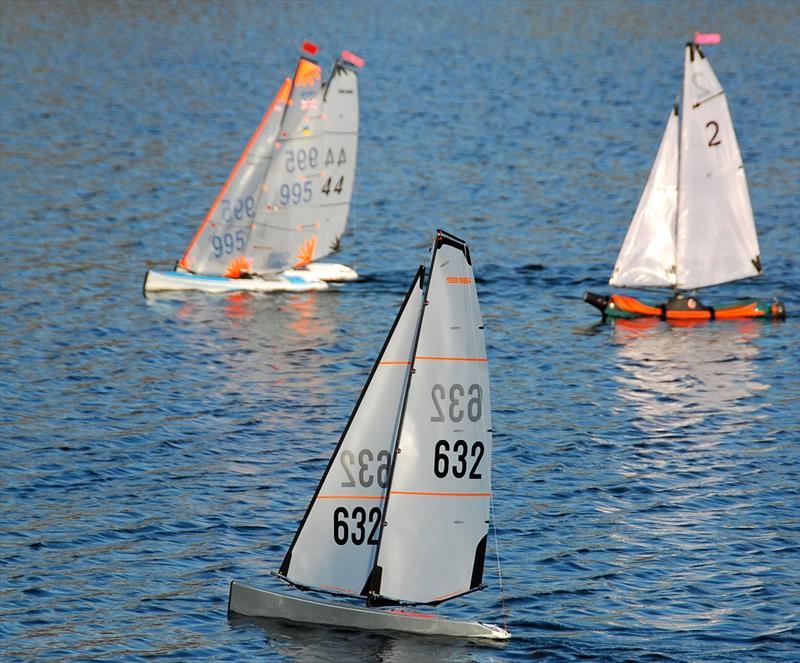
303, 262, 359, 282
143, 269, 328, 293
228, 582, 510, 640
143, 263, 357, 293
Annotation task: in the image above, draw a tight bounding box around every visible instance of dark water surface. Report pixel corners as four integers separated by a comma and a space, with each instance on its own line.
2, 1, 799, 660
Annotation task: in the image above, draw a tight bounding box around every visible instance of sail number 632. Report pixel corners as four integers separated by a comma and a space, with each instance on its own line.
431, 383, 482, 422
333, 506, 381, 546
434, 439, 484, 479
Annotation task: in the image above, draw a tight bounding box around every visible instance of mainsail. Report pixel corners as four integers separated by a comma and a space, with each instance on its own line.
610, 42, 762, 291
368, 232, 492, 606
179, 45, 361, 278
676, 42, 761, 289
280, 231, 493, 608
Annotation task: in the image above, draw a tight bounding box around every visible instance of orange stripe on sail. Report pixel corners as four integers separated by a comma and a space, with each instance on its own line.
390, 490, 490, 497
316, 495, 386, 500
414, 356, 487, 362
179, 78, 292, 270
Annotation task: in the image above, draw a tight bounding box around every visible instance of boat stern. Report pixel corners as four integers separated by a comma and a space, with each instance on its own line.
299, 262, 359, 282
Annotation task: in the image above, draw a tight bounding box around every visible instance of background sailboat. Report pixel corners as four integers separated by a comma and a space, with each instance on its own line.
144, 41, 363, 293
229, 230, 510, 639
585, 38, 785, 320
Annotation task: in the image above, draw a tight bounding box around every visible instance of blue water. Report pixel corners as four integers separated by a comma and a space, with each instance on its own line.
2, 1, 799, 660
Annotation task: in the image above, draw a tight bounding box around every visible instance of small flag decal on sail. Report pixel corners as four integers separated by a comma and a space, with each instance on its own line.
695, 32, 721, 44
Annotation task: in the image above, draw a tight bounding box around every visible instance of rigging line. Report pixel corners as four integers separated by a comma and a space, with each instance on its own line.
490, 490, 509, 632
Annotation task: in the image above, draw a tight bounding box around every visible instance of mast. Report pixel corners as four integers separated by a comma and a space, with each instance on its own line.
364, 231, 443, 606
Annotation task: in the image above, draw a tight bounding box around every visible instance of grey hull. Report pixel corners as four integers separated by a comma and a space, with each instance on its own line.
228, 581, 510, 640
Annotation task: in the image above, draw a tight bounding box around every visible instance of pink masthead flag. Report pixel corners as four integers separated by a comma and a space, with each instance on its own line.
695, 32, 721, 45
341, 50, 365, 68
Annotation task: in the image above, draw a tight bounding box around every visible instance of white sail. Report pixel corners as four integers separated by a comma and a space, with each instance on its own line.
279, 268, 424, 597
368, 232, 492, 606
316, 59, 360, 256
610, 106, 679, 288
677, 42, 761, 289
178, 79, 290, 276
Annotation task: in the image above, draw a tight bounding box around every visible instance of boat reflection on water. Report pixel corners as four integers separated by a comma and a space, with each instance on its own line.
610, 317, 768, 436
229, 613, 504, 661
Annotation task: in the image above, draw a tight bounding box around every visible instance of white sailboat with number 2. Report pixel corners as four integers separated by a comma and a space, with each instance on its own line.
229, 230, 510, 639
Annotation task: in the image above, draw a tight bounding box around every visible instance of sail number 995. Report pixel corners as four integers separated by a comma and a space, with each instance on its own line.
431, 383, 482, 423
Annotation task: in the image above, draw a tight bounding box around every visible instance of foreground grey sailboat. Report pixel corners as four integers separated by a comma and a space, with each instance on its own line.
229, 230, 510, 640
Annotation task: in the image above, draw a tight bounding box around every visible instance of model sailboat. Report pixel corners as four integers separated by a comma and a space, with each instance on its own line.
585, 39, 785, 320
228, 230, 510, 639
144, 41, 363, 293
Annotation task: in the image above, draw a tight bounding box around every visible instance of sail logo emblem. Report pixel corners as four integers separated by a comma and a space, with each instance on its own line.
447, 277, 472, 285
294, 60, 321, 88
300, 98, 318, 111
295, 235, 317, 268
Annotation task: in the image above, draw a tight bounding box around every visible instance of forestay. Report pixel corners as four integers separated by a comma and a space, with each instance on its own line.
610, 106, 679, 288
368, 233, 493, 606
278, 269, 424, 597
677, 42, 761, 289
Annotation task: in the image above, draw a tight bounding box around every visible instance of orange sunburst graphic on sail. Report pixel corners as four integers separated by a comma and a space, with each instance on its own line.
294, 59, 321, 88
295, 235, 317, 268
224, 255, 252, 278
